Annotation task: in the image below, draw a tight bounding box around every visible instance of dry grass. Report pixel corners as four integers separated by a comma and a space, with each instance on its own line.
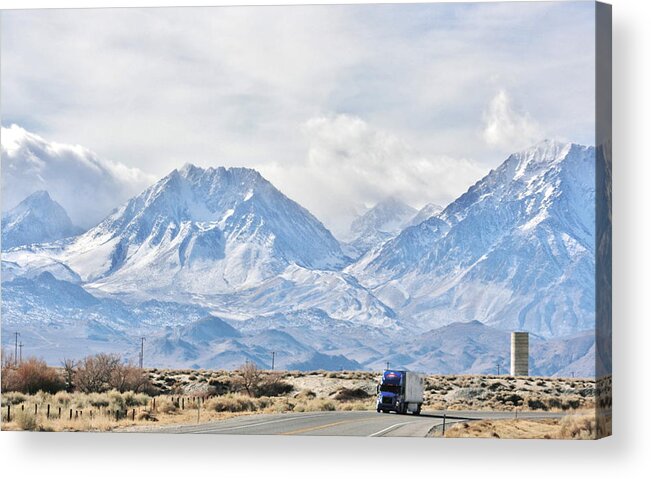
443, 414, 597, 439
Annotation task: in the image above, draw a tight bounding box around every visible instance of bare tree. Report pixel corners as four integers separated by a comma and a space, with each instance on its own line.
235, 361, 262, 397
74, 353, 122, 393
110, 361, 152, 393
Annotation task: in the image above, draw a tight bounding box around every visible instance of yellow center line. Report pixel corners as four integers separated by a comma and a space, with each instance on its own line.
280, 416, 380, 436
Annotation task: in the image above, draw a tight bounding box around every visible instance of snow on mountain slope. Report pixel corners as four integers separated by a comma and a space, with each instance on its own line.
408, 203, 443, 227
1, 191, 82, 250
4, 165, 349, 296
344, 197, 417, 258
199, 264, 398, 327
351, 140, 596, 337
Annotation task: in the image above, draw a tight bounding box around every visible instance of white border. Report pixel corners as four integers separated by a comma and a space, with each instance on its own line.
1, 0, 649, 477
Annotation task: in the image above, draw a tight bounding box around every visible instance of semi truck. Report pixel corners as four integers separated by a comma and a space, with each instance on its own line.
376, 369, 424, 415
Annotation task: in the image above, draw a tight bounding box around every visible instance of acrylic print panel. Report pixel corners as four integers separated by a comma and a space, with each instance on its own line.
0, 1, 611, 439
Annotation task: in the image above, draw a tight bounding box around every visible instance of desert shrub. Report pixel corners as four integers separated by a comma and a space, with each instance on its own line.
547, 398, 563, 409
267, 400, 293, 413
206, 393, 258, 413
157, 399, 178, 414
1, 357, 65, 394
136, 410, 157, 421
107, 390, 126, 411
559, 414, 596, 439
527, 398, 548, 411
331, 388, 370, 401
123, 391, 149, 407
52, 391, 72, 407
495, 393, 523, 406
1, 392, 27, 406
87, 393, 110, 408
579, 388, 595, 397
294, 389, 316, 400
562, 399, 582, 410
15, 411, 39, 431
301, 398, 336, 412
255, 374, 293, 397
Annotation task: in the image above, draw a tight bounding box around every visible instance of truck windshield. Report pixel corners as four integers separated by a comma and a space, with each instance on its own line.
379, 384, 401, 394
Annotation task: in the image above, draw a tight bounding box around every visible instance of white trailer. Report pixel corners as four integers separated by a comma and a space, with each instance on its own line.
404, 372, 424, 413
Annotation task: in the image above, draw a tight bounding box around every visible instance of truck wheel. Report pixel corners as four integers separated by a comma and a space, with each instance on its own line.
413, 405, 422, 416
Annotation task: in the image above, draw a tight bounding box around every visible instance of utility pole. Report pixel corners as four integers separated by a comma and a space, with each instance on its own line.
18, 342, 23, 364
14, 332, 20, 367
497, 362, 501, 375
271, 351, 275, 371
386, 361, 390, 371
139, 337, 145, 369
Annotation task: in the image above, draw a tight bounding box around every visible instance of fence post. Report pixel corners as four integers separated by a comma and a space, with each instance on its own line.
442, 414, 447, 437
69, 409, 73, 420
35, 404, 38, 415
7, 404, 10, 422
132, 409, 135, 421
182, 398, 184, 410
115, 410, 119, 421
58, 407, 62, 419
47, 404, 50, 419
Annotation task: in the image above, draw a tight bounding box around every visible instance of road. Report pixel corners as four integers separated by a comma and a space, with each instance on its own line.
132, 410, 566, 437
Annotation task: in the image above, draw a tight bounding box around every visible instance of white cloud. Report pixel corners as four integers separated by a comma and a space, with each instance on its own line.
0, 3, 597, 233
482, 90, 544, 151
1, 125, 155, 228
258, 114, 487, 238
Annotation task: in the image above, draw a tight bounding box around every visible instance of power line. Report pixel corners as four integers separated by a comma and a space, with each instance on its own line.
18, 342, 23, 364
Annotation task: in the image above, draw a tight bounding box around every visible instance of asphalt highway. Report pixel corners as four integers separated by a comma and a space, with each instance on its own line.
134, 410, 566, 437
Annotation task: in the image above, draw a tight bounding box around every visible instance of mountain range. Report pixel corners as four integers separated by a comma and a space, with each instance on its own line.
1, 139, 597, 375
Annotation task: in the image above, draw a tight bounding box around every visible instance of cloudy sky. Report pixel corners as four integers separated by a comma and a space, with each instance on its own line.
1, 2, 596, 235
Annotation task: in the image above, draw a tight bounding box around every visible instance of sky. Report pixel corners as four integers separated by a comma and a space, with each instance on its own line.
0, 2, 596, 235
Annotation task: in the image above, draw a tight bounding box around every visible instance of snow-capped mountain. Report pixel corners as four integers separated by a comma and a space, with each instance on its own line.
350, 140, 596, 337
344, 197, 417, 258
1, 139, 600, 374
4, 165, 349, 296
1, 191, 81, 250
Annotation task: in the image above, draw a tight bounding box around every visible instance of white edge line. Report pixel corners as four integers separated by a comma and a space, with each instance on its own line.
368, 421, 416, 437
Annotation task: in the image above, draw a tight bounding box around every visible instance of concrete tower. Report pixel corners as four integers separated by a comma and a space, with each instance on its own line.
510, 332, 529, 376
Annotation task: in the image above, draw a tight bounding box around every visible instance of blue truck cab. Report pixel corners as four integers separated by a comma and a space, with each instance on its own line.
376, 369, 424, 415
